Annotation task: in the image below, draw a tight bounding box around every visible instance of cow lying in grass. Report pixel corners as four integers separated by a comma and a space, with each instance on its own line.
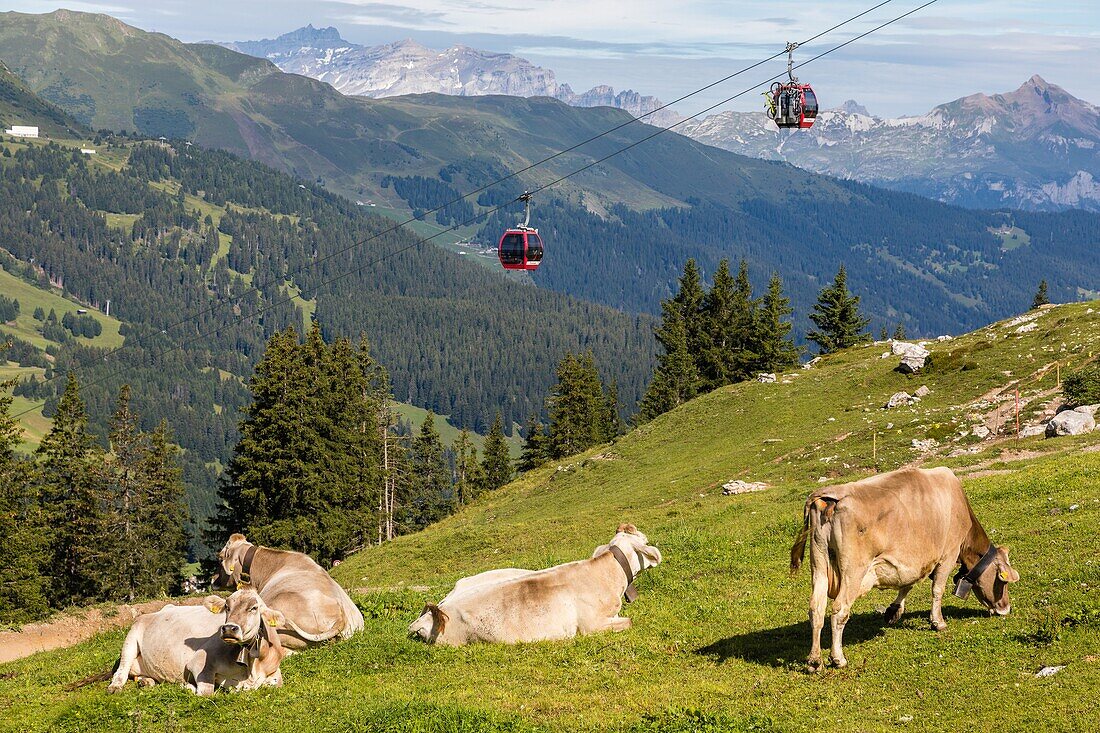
104, 587, 287, 695
791, 466, 1020, 671
408, 523, 662, 645
213, 533, 364, 650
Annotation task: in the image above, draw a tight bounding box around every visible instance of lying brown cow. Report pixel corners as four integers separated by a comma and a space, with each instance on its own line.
790, 467, 1020, 670
213, 534, 364, 650
408, 524, 662, 645
107, 588, 286, 695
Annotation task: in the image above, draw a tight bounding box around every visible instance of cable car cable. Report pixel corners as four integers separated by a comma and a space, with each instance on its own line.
8, 0, 936, 421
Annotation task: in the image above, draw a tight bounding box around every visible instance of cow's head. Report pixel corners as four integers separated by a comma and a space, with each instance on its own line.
408, 603, 448, 644
204, 587, 285, 647
593, 523, 663, 575
210, 533, 250, 590
965, 546, 1020, 616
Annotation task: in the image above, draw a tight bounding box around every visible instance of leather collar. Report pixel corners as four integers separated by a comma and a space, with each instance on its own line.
608, 545, 639, 603
234, 544, 258, 587
954, 544, 998, 599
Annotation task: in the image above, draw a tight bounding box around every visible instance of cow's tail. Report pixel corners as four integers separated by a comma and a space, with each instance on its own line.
790, 495, 838, 575
64, 660, 118, 691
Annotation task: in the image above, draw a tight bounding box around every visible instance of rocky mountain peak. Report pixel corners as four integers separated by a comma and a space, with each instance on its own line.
834, 99, 871, 116
272, 24, 347, 47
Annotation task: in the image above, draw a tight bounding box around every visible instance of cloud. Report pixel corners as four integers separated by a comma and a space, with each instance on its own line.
333, 2, 453, 28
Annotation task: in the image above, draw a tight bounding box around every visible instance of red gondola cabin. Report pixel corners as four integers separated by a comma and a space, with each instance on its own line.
769, 83, 818, 129
497, 228, 543, 271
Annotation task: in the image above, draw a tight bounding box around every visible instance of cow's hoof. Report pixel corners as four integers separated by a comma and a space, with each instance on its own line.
932, 620, 947, 632
107, 683, 123, 694
832, 656, 848, 669
883, 604, 903, 624
806, 656, 823, 673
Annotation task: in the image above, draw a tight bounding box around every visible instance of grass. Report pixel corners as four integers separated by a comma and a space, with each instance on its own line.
990, 225, 1031, 251
392, 401, 523, 458
2, 302, 1099, 732
0, 266, 124, 351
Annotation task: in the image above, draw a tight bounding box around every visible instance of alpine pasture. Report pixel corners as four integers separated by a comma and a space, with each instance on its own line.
1, 302, 1098, 732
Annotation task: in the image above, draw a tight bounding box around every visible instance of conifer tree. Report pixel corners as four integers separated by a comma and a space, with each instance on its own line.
517, 414, 548, 472
1031, 280, 1049, 309
807, 265, 871, 354
37, 374, 106, 606
481, 412, 512, 491
0, 381, 49, 622
638, 301, 699, 422
698, 259, 737, 389
403, 412, 450, 532
452, 429, 485, 505
892, 323, 907, 340
547, 352, 614, 459
755, 272, 800, 373
673, 259, 707, 358
137, 421, 189, 595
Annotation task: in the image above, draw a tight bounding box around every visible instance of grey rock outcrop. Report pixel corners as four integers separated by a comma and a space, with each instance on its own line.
1046, 410, 1096, 437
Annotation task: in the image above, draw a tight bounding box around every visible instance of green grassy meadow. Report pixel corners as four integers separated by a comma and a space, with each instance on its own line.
1, 303, 1099, 732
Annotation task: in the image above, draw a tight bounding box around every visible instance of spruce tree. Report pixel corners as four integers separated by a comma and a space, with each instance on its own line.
698, 259, 737, 389
0, 381, 49, 622
892, 323, 907, 340
452, 429, 485, 504
1031, 280, 1049, 309
137, 421, 189, 596
806, 265, 871, 354
674, 259, 707, 358
402, 412, 450, 531
638, 302, 698, 422
547, 352, 612, 459
517, 414, 548, 472
481, 412, 512, 491
37, 374, 106, 606
100, 385, 145, 602
756, 272, 800, 373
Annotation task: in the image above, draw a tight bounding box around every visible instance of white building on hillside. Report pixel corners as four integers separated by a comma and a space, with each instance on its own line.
5, 125, 39, 138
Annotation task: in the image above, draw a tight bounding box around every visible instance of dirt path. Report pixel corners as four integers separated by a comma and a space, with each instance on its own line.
0, 598, 205, 665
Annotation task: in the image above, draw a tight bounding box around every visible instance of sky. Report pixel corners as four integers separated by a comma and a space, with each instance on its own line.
6, 1, 1100, 117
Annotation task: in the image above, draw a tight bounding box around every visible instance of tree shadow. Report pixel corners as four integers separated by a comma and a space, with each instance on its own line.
696, 605, 988, 668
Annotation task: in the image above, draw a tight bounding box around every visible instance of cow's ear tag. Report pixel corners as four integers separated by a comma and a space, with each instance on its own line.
998, 571, 1009, 581
954, 579, 973, 599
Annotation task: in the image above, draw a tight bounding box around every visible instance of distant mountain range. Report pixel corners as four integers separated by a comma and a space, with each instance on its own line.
220, 25, 682, 126
680, 76, 1100, 212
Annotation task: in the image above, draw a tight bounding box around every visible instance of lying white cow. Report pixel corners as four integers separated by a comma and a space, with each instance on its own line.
408, 524, 662, 645
106, 587, 287, 696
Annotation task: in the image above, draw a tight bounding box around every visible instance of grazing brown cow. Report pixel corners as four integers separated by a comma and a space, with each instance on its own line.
213, 534, 364, 650
790, 467, 1020, 670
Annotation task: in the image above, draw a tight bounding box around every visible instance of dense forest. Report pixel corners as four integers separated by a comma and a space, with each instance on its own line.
0, 138, 656, 548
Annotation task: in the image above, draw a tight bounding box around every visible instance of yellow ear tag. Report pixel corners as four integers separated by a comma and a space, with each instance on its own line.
228, 565, 235, 572
209, 606, 220, 614
269, 618, 278, 627
998, 571, 1009, 581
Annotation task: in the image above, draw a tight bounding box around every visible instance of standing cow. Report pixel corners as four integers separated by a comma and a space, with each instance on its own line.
213, 534, 364, 650
790, 467, 1020, 670
408, 523, 662, 645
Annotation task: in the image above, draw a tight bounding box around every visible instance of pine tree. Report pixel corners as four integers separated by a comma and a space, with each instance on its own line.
755, 272, 800, 373
481, 412, 512, 491
806, 265, 871, 354
547, 352, 613, 459
37, 374, 106, 606
402, 412, 450, 532
137, 421, 189, 595
698, 259, 738, 389
452, 429, 484, 504
1031, 280, 1049, 309
638, 301, 699, 422
0, 381, 49, 622
892, 323, 907, 340
673, 259, 707, 358
517, 414, 548, 472
100, 385, 145, 602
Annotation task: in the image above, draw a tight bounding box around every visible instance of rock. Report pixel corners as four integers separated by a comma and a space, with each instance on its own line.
1035, 665, 1065, 678
915, 385, 931, 398
1020, 425, 1046, 438
885, 391, 919, 409
803, 357, 821, 370
881, 351, 891, 359
722, 480, 768, 496
911, 438, 939, 452
1046, 410, 1096, 437
757, 373, 776, 383
1015, 322, 1038, 333
1074, 404, 1100, 417
972, 425, 991, 439
936, 335, 953, 342
891, 341, 930, 359
898, 354, 926, 373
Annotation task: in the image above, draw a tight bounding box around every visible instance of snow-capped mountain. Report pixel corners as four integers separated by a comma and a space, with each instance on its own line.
679, 76, 1100, 212
222, 26, 681, 126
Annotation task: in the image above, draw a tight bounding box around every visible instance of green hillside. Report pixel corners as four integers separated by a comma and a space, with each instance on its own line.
0, 59, 84, 138
2, 11, 1099, 339
2, 301, 1097, 732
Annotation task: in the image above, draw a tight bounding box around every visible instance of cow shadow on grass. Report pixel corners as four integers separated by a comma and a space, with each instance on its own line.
696, 606, 990, 668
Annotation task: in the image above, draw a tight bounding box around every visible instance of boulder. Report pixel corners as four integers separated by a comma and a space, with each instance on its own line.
1074, 404, 1100, 417
802, 357, 821, 370
757, 373, 777, 383
915, 385, 931, 398
1020, 425, 1047, 438
911, 438, 939, 452
1046, 410, 1096, 437
972, 425, 991, 439
898, 354, 926, 373
722, 480, 768, 496
891, 341, 930, 358
885, 391, 917, 409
